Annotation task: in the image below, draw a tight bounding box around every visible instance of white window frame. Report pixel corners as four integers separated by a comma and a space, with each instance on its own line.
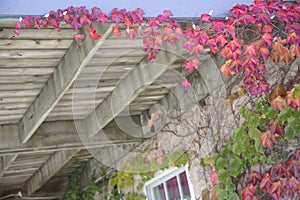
143, 165, 195, 200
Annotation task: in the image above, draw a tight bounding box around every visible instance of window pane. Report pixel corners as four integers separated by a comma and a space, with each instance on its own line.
179, 172, 191, 199
166, 176, 180, 200
153, 183, 166, 200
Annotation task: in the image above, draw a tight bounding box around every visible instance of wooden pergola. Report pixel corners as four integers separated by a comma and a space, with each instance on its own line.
0, 18, 221, 198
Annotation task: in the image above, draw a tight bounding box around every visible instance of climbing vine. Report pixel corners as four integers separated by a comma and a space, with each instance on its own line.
12, 0, 300, 199
13, 0, 300, 95
60, 148, 188, 199
210, 84, 300, 200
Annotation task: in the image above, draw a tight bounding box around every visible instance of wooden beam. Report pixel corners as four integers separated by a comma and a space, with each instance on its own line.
84, 44, 185, 138
0, 155, 18, 178
25, 149, 81, 196
0, 118, 142, 156
19, 23, 113, 143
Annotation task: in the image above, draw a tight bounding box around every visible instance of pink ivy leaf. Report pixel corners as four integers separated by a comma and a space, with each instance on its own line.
111, 8, 126, 24
91, 7, 102, 20
130, 8, 145, 24
126, 27, 138, 40
15, 22, 21, 30
201, 14, 211, 23
88, 27, 101, 40
210, 171, 220, 184
70, 17, 81, 30
190, 44, 204, 57
74, 34, 85, 41
98, 13, 108, 25
112, 26, 122, 36
148, 18, 160, 28
258, 12, 270, 24
162, 10, 173, 21
181, 80, 191, 89
184, 61, 195, 71
79, 14, 92, 26
211, 19, 226, 32
262, 33, 274, 46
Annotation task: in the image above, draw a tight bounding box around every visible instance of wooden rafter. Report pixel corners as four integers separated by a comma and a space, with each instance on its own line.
19, 23, 113, 143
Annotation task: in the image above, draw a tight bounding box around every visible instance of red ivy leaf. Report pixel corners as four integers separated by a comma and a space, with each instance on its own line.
184, 58, 200, 71
112, 26, 122, 36
244, 44, 257, 57
262, 33, 274, 46
257, 12, 270, 24
258, 46, 270, 62
74, 34, 85, 41
126, 27, 138, 40
88, 27, 101, 40
190, 44, 204, 57
270, 162, 286, 179
286, 159, 299, 177
181, 80, 191, 89
241, 184, 257, 199
201, 14, 211, 23
260, 173, 273, 193
79, 14, 92, 26
246, 171, 261, 186
270, 181, 284, 200
221, 60, 235, 76
269, 120, 284, 136
162, 10, 173, 21
210, 171, 220, 184
211, 19, 226, 32
260, 130, 276, 150
149, 18, 160, 27
270, 96, 285, 111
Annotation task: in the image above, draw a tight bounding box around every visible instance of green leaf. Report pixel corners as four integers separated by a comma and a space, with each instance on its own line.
232, 143, 243, 155
215, 185, 228, 200
228, 192, 240, 200
254, 139, 264, 154
229, 157, 242, 177
216, 157, 227, 170
285, 118, 300, 138
225, 178, 235, 192
218, 168, 229, 183
249, 128, 261, 141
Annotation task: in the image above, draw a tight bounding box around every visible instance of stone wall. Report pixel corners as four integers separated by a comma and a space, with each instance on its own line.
113, 57, 300, 199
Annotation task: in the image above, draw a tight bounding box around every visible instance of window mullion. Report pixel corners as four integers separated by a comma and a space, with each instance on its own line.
176, 174, 184, 200
163, 181, 170, 200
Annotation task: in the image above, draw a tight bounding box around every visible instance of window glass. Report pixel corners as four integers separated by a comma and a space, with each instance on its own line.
153, 183, 166, 200
179, 172, 191, 199
166, 176, 180, 200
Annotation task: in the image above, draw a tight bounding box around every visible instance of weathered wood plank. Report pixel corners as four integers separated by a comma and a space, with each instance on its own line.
0, 109, 27, 116
94, 48, 144, 58
0, 119, 142, 155
0, 28, 77, 39
0, 89, 40, 97
101, 38, 143, 48
0, 83, 44, 90
87, 56, 142, 66
0, 75, 50, 83
0, 103, 30, 110
0, 68, 55, 76
84, 43, 184, 138
0, 155, 18, 178
0, 58, 61, 68
0, 39, 73, 50
19, 24, 113, 143
25, 149, 81, 195
0, 97, 35, 104
0, 50, 66, 59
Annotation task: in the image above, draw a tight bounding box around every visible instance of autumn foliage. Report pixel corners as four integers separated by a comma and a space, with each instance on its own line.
13, 0, 300, 95
12, 1, 300, 199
